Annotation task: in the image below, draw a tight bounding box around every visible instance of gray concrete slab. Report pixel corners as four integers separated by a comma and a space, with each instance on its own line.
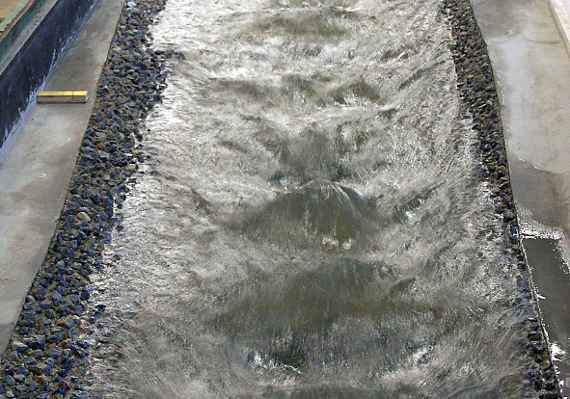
472, 0, 570, 394
0, 0, 123, 356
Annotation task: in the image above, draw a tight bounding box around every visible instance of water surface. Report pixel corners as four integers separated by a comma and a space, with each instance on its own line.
89, 0, 531, 397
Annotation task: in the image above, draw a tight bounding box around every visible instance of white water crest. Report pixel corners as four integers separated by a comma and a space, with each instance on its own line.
88, 0, 532, 397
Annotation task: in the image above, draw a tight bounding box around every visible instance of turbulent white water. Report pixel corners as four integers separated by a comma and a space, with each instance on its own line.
88, 0, 531, 397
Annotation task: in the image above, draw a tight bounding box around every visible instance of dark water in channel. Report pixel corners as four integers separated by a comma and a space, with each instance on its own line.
89, 0, 531, 397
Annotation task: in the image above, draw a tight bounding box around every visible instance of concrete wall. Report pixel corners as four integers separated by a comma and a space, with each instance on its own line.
0, 0, 96, 148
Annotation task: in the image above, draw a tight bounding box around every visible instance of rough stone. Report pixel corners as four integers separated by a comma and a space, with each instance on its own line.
0, 0, 170, 396
443, 0, 562, 397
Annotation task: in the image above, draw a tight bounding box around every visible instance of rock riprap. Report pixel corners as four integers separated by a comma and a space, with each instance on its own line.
443, 0, 561, 397
0, 0, 170, 397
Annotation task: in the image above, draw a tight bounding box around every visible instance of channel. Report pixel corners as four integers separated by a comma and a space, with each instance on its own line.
81, 0, 539, 397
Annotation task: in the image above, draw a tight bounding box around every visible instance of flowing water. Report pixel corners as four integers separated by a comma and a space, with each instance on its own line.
89, 0, 532, 397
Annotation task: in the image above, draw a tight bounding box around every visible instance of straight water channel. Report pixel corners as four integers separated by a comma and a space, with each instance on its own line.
89, 0, 533, 397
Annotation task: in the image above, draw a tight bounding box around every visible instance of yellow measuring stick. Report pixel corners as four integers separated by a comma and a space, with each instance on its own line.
37, 91, 88, 104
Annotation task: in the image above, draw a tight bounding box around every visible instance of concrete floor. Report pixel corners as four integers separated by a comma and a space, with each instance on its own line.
0, 0, 122, 356
472, 0, 570, 394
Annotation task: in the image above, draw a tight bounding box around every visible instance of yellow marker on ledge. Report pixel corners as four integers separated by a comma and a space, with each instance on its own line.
37, 91, 88, 104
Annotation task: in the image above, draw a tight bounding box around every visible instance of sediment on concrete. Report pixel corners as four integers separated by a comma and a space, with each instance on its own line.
442, 0, 561, 398
0, 0, 170, 396
0, 0, 95, 148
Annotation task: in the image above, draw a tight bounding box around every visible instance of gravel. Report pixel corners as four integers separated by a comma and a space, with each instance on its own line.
443, 0, 561, 397
0, 0, 169, 397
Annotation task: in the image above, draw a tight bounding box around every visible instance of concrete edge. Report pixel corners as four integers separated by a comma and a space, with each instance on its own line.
549, 0, 570, 56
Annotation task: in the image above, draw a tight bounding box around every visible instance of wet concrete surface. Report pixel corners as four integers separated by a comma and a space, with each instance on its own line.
525, 238, 570, 394
472, 0, 570, 236
472, 0, 570, 395
0, 0, 123, 356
